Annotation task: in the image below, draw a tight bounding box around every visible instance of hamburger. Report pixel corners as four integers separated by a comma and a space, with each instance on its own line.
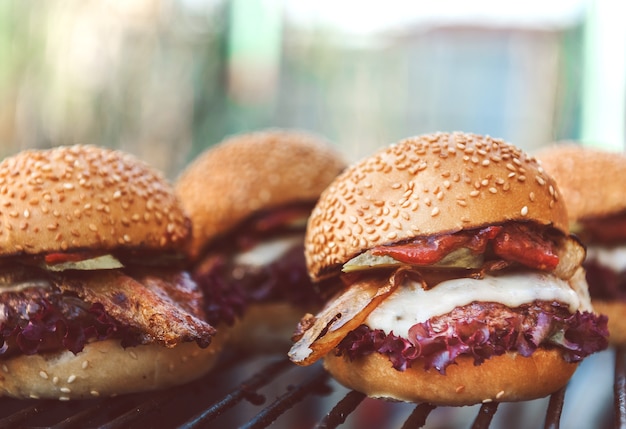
175, 129, 346, 351
537, 144, 626, 344
288, 132, 608, 405
0, 145, 222, 399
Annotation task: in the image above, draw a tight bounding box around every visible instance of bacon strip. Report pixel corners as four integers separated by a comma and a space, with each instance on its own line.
289, 269, 404, 366
55, 270, 216, 348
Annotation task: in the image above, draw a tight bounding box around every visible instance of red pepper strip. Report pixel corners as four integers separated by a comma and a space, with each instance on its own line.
370, 233, 473, 265
44, 252, 97, 265
368, 224, 559, 271
492, 225, 559, 271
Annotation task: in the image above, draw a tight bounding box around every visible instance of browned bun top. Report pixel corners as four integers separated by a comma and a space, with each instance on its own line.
175, 129, 346, 259
536, 143, 626, 221
306, 132, 568, 280
0, 145, 190, 256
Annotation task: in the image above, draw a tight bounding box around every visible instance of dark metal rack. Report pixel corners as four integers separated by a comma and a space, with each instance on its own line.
0, 347, 623, 429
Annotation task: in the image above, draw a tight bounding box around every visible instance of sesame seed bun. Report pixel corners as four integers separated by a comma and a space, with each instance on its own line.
324, 349, 577, 406
0, 334, 227, 400
537, 144, 626, 345
306, 132, 568, 281
0, 145, 221, 399
0, 145, 190, 256
175, 129, 346, 260
536, 144, 626, 221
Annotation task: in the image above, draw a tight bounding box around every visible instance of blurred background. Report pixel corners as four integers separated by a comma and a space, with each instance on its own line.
1, 0, 625, 178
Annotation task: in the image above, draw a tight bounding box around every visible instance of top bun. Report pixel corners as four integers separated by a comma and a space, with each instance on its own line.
0, 145, 190, 257
536, 143, 626, 221
306, 132, 568, 280
175, 129, 346, 259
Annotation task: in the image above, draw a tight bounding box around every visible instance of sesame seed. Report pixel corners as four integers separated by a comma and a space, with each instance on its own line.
39, 370, 49, 380
91, 390, 100, 397
496, 390, 505, 399
470, 190, 480, 197
535, 176, 546, 186
431, 207, 440, 217
482, 398, 493, 403
129, 351, 138, 360
488, 187, 497, 194
29, 394, 40, 399
59, 396, 70, 401
60, 387, 71, 393
517, 175, 526, 182
1, 364, 8, 373
88, 224, 97, 232
67, 375, 77, 383
521, 206, 529, 216
53, 376, 59, 384
387, 232, 397, 240
82, 360, 89, 369
455, 385, 465, 393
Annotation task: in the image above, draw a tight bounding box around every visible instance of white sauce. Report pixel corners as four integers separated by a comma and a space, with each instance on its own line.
365, 272, 588, 338
586, 244, 626, 272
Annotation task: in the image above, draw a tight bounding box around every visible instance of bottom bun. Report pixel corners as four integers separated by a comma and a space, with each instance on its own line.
0, 333, 228, 400
229, 302, 305, 353
324, 349, 577, 406
592, 300, 626, 345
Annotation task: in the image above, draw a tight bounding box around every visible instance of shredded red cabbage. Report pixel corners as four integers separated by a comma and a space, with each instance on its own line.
335, 304, 608, 374
195, 246, 324, 326
0, 301, 141, 357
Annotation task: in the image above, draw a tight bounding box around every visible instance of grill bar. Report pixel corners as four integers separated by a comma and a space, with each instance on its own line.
471, 402, 499, 429
315, 390, 366, 429
50, 398, 131, 429
239, 363, 329, 429
0, 402, 46, 428
615, 347, 626, 429
544, 386, 566, 429
179, 357, 293, 428
400, 403, 436, 429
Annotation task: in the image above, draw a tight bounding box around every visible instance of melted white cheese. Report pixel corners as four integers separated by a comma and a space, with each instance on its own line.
586, 244, 626, 272
234, 235, 302, 267
365, 272, 588, 338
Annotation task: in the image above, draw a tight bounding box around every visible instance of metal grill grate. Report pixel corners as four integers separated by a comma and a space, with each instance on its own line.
0, 348, 623, 429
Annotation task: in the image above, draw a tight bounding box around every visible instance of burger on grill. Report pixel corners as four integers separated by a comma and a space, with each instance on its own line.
289, 132, 608, 405
175, 129, 345, 352
537, 144, 626, 344
0, 145, 222, 399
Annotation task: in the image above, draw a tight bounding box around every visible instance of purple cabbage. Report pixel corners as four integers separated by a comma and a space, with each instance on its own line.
335, 304, 608, 374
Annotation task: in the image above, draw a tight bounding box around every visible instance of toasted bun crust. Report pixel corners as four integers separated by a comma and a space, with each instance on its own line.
590, 300, 626, 345
0, 335, 227, 399
175, 129, 345, 259
306, 132, 568, 280
0, 145, 190, 256
536, 144, 626, 221
324, 349, 577, 406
